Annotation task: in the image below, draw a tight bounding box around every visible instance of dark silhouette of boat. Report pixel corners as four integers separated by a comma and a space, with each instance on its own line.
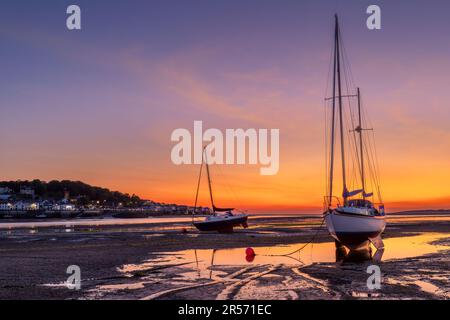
192, 146, 248, 233
193, 211, 248, 232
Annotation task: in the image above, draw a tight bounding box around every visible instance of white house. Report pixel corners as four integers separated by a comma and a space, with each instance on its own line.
0, 203, 13, 210
14, 201, 39, 210
52, 203, 76, 211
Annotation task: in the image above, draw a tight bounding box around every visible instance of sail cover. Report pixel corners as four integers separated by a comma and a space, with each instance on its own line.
343, 188, 363, 197
213, 206, 234, 212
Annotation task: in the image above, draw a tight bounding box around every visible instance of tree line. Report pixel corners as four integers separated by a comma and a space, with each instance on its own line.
0, 180, 142, 205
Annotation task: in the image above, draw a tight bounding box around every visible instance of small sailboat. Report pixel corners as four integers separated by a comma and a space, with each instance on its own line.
323, 15, 386, 250
192, 147, 248, 233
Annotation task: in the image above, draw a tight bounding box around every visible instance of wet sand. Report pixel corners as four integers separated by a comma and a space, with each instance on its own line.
0, 214, 448, 300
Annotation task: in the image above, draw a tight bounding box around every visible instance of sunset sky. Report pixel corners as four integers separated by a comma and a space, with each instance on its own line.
1, 0, 450, 213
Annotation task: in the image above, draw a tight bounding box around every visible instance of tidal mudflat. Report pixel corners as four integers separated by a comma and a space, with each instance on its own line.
0, 214, 448, 300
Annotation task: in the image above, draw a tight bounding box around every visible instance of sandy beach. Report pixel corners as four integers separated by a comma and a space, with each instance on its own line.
0, 214, 449, 300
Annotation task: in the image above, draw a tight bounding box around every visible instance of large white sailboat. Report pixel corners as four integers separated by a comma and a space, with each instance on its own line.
323, 15, 386, 250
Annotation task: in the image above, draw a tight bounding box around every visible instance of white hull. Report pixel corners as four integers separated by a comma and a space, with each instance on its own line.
325, 210, 386, 249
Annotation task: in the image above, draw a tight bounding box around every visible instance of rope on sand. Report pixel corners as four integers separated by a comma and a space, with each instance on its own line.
216, 264, 280, 300
291, 267, 333, 294
140, 265, 255, 300
263, 218, 326, 258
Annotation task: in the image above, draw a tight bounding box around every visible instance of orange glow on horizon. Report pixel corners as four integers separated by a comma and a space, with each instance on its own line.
2, 6, 450, 213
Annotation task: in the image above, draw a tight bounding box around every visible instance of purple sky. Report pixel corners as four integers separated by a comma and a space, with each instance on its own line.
1, 1, 450, 212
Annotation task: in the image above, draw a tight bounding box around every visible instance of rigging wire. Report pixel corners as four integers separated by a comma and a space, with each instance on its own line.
214, 164, 246, 213
192, 158, 204, 224
340, 24, 362, 193
323, 16, 383, 204
192, 144, 247, 215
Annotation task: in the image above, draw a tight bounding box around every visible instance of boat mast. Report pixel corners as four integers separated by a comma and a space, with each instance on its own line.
356, 87, 366, 199
192, 155, 204, 218
335, 14, 348, 205
204, 148, 215, 211
328, 15, 338, 207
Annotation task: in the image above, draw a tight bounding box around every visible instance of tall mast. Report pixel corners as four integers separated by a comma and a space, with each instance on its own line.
335, 14, 348, 205
328, 15, 338, 207
356, 87, 366, 199
193, 158, 203, 214
204, 149, 215, 210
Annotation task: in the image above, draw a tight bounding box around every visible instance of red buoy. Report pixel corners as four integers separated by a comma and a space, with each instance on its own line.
245, 247, 255, 257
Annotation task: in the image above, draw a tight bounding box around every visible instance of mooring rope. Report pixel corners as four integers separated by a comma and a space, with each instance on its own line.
262, 217, 326, 258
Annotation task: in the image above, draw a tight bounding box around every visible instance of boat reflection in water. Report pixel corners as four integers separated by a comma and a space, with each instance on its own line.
335, 243, 384, 264
195, 244, 384, 279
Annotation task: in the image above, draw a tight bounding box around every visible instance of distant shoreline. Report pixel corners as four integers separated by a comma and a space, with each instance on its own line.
1, 209, 450, 221
388, 209, 450, 215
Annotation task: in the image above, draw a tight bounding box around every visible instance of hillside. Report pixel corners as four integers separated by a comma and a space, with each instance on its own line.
0, 180, 142, 205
